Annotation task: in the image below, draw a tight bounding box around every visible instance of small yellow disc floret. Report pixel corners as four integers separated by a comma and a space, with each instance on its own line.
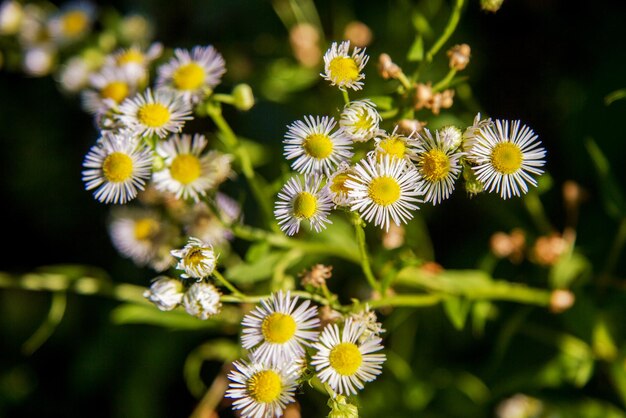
261, 313, 297, 344
293, 192, 318, 219
328, 57, 359, 85
173, 62, 206, 91
329, 342, 363, 376
102, 152, 133, 183
170, 154, 201, 185
248, 370, 283, 403
420, 149, 450, 182
368, 176, 401, 206
490, 142, 523, 174
303, 134, 334, 159
137, 103, 171, 128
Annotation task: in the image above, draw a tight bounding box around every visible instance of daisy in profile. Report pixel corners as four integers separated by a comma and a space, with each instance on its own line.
82, 132, 153, 204
241, 290, 320, 366
171, 236, 217, 279
284, 115, 353, 175
47, 2, 95, 44
116, 88, 192, 138
346, 155, 423, 231
156, 45, 226, 103
153, 134, 215, 202
470, 120, 546, 199
107, 43, 163, 84
372, 128, 419, 162
462, 113, 493, 160
340, 100, 382, 142
226, 358, 299, 418
322, 40, 368, 91
274, 175, 333, 236
413, 128, 463, 205
82, 66, 137, 114
327, 161, 356, 206
311, 318, 386, 396
109, 207, 172, 269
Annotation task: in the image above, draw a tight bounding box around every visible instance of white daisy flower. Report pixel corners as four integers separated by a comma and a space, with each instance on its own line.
327, 161, 356, 206
241, 290, 320, 366
226, 359, 299, 418
82, 66, 137, 114
82, 132, 153, 204
171, 236, 217, 279
156, 45, 226, 103
184, 199, 237, 247
340, 100, 382, 142
284, 115, 353, 175
0, 1, 24, 35
346, 155, 423, 231
116, 88, 192, 138
108, 207, 177, 271
413, 128, 463, 205
462, 113, 493, 160
372, 129, 420, 162
143, 276, 184, 311
23, 46, 56, 77
322, 40, 369, 91
274, 175, 333, 236
311, 318, 386, 396
153, 133, 216, 202
58, 56, 91, 93
47, 2, 95, 44
183, 281, 222, 319
107, 43, 163, 84
470, 120, 546, 199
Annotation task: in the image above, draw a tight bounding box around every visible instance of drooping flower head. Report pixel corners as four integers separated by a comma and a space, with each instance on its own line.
274, 175, 333, 236
171, 236, 217, 279
322, 40, 368, 91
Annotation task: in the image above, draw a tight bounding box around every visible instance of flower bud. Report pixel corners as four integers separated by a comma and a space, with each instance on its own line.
143, 276, 184, 311
481, 0, 504, 12
378, 53, 401, 79
300, 264, 333, 288
447, 44, 471, 71
396, 119, 426, 136
439, 126, 463, 149
550, 289, 575, 313
183, 282, 222, 319
328, 395, 359, 418
232, 83, 255, 111
344, 21, 373, 47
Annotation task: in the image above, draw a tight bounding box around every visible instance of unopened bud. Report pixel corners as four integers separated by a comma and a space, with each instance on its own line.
531, 234, 568, 266
378, 53, 401, 79
563, 180, 585, 209
462, 163, 484, 195
183, 282, 222, 320
447, 44, 471, 71
382, 223, 405, 249
414, 83, 433, 110
396, 119, 426, 136
481, 0, 504, 12
550, 289, 575, 313
439, 126, 463, 149
328, 395, 359, 418
232, 83, 255, 111
143, 276, 184, 311
344, 21, 373, 47
300, 264, 333, 288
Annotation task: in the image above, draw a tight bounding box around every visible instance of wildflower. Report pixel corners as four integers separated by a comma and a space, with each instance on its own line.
0, 1, 23, 35
327, 162, 356, 206
462, 113, 493, 159
349, 306, 385, 340
274, 175, 333, 236
490, 228, 526, 263
470, 120, 546, 199
171, 237, 217, 279
82, 66, 137, 114
23, 46, 56, 77
116, 88, 192, 138
382, 223, 405, 250
439, 125, 463, 150
241, 290, 320, 366
413, 128, 463, 205
47, 2, 95, 44
143, 276, 184, 311
372, 129, 419, 161
157, 45, 226, 103
311, 318, 386, 395
109, 207, 175, 270
226, 359, 299, 418
232, 83, 255, 111
322, 40, 368, 91
284, 115, 353, 175
107, 43, 163, 84
82, 132, 153, 204
340, 100, 381, 143
153, 134, 216, 202
447, 44, 471, 71
58, 56, 92, 93
346, 155, 423, 231
414, 83, 433, 110
183, 281, 222, 319
300, 264, 333, 288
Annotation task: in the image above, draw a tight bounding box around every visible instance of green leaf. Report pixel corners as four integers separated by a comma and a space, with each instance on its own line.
605, 88, 626, 105
236, 137, 270, 167
261, 59, 319, 102
407, 35, 424, 62
443, 297, 471, 329
226, 251, 286, 284
310, 213, 360, 262
549, 252, 592, 289
609, 353, 626, 409
368, 96, 394, 111
111, 303, 234, 330
586, 137, 626, 219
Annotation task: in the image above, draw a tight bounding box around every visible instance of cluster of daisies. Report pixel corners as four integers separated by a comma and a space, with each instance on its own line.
226, 291, 386, 418
275, 40, 546, 235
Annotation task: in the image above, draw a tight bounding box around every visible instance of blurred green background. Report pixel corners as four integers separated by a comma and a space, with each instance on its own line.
2, 0, 626, 417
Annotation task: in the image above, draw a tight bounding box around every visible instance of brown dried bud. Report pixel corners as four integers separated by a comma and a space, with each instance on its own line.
550, 289, 575, 313
382, 223, 405, 249
440, 89, 455, 108
396, 119, 427, 136
563, 180, 586, 209
300, 264, 333, 288
289, 23, 321, 68
531, 234, 569, 266
414, 82, 433, 110
421, 261, 444, 275
319, 305, 342, 327
447, 43, 471, 71
344, 21, 373, 47
378, 53, 401, 79
490, 228, 526, 263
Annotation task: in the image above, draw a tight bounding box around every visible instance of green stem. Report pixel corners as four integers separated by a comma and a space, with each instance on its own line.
397, 71, 413, 90
432, 68, 457, 91
523, 192, 553, 234
352, 214, 381, 292
341, 89, 350, 106
212, 270, 245, 298
604, 217, 626, 277
367, 294, 442, 309
211, 93, 235, 105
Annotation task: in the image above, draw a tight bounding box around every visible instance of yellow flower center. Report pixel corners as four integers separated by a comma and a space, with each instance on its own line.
490, 142, 523, 174
329, 342, 362, 376
102, 152, 133, 183
61, 11, 88, 37
328, 56, 359, 84
184, 247, 206, 267
133, 218, 159, 241
330, 172, 352, 196
172, 62, 206, 91
368, 176, 401, 206
377, 137, 406, 160
293, 192, 317, 219
261, 313, 297, 344
303, 134, 333, 159
100, 81, 129, 104
352, 110, 373, 131
420, 149, 450, 182
248, 370, 283, 403
117, 50, 144, 65
137, 103, 171, 128
170, 154, 202, 185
